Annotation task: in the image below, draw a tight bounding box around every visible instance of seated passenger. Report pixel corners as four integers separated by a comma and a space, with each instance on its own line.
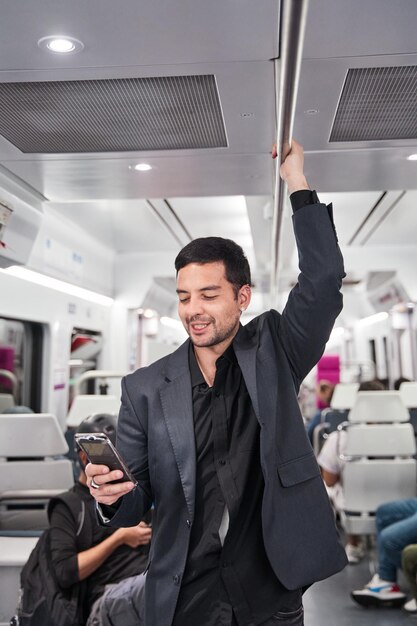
317, 379, 384, 563
49, 413, 152, 625
306, 380, 335, 444
351, 498, 417, 607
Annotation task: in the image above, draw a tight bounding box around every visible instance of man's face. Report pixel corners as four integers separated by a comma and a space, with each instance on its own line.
176, 261, 251, 349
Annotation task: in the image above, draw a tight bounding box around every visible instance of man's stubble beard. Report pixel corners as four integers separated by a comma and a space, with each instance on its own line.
189, 314, 240, 348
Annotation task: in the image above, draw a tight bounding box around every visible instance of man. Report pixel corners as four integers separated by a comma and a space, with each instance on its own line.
50, 413, 152, 624
86, 141, 347, 626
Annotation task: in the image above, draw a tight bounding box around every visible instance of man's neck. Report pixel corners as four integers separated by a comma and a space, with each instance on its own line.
193, 328, 238, 386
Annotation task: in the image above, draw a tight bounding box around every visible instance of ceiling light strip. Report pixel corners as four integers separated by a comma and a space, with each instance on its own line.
163, 199, 193, 242
1, 266, 113, 306
145, 200, 184, 248
347, 191, 387, 246
360, 191, 407, 246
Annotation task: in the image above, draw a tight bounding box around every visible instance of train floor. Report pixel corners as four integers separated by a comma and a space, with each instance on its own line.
303, 555, 416, 625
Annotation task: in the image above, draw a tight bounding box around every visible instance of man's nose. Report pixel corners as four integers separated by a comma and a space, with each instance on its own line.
186, 297, 205, 318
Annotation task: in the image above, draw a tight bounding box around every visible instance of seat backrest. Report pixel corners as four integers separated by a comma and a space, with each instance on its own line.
330, 383, 359, 410
0, 460, 74, 500
0, 414, 68, 457
321, 409, 349, 432
66, 394, 120, 427
348, 391, 409, 423
344, 423, 416, 457
400, 382, 417, 409
0, 393, 14, 413
343, 459, 416, 512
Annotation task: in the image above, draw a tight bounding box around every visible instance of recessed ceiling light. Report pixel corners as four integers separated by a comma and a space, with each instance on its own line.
407, 154, 417, 161
133, 163, 152, 172
38, 36, 84, 54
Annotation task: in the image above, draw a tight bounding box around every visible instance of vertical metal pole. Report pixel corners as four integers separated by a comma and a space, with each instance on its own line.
270, 0, 309, 306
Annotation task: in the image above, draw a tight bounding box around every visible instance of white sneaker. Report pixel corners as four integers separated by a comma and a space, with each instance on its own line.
351, 573, 406, 608
345, 543, 365, 564
404, 598, 417, 612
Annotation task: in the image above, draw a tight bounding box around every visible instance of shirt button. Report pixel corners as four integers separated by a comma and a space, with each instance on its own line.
215, 391, 220, 397
219, 459, 226, 466
222, 561, 231, 568
172, 574, 181, 585
186, 519, 191, 528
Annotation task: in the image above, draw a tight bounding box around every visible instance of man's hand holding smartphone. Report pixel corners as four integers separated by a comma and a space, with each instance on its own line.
85, 462, 136, 506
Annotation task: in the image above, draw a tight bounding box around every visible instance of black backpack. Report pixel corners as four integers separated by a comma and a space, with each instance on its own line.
11, 490, 93, 626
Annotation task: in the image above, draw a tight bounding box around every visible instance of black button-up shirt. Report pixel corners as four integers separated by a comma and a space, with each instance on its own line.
172, 344, 301, 626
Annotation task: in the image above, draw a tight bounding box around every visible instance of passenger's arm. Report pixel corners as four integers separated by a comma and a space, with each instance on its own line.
49, 503, 81, 589
321, 468, 339, 488
77, 522, 152, 581
274, 141, 345, 384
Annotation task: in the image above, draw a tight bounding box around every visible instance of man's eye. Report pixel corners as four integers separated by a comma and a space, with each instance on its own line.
202, 295, 217, 300
179, 298, 189, 303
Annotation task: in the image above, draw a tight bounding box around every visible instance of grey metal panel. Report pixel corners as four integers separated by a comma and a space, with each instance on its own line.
303, 0, 417, 59
0, 75, 227, 153
3, 153, 273, 201
0, 0, 279, 70
330, 66, 417, 142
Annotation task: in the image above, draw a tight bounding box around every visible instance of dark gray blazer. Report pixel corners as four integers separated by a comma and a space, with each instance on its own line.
105, 202, 348, 626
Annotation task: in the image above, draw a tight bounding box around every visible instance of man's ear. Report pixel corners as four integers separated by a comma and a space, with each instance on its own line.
238, 284, 252, 312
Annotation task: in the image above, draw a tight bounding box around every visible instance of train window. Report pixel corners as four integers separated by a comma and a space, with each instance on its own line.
0, 317, 43, 411
69, 328, 103, 404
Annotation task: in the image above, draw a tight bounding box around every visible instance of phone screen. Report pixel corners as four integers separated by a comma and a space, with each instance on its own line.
75, 434, 137, 485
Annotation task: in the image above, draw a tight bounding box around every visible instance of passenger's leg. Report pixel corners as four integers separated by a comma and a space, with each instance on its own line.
378, 510, 417, 582
376, 499, 417, 582
86, 575, 146, 626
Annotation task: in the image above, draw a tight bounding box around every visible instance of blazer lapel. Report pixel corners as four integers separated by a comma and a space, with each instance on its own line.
159, 340, 196, 522
233, 323, 261, 422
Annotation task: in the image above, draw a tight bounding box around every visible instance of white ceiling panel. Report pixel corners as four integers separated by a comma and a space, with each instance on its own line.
0, 0, 278, 71
169, 196, 255, 265
365, 191, 417, 246
48, 199, 180, 252
319, 192, 382, 245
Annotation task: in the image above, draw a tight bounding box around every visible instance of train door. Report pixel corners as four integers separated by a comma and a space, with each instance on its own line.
0, 317, 43, 412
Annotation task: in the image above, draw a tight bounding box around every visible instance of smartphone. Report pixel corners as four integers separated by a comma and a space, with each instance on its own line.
74, 432, 138, 486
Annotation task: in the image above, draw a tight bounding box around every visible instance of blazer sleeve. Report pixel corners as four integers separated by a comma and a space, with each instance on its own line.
98, 375, 153, 528
277, 201, 345, 385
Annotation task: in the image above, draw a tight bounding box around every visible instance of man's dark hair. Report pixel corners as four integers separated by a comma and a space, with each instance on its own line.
175, 237, 251, 296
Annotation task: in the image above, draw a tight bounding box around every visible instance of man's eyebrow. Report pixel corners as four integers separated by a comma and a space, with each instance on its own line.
175, 285, 221, 295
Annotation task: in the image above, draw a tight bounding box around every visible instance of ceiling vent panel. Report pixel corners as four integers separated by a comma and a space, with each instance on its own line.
330, 65, 417, 142
0, 75, 227, 153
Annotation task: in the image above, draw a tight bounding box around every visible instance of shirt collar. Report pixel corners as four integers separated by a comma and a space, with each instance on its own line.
188, 342, 237, 388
